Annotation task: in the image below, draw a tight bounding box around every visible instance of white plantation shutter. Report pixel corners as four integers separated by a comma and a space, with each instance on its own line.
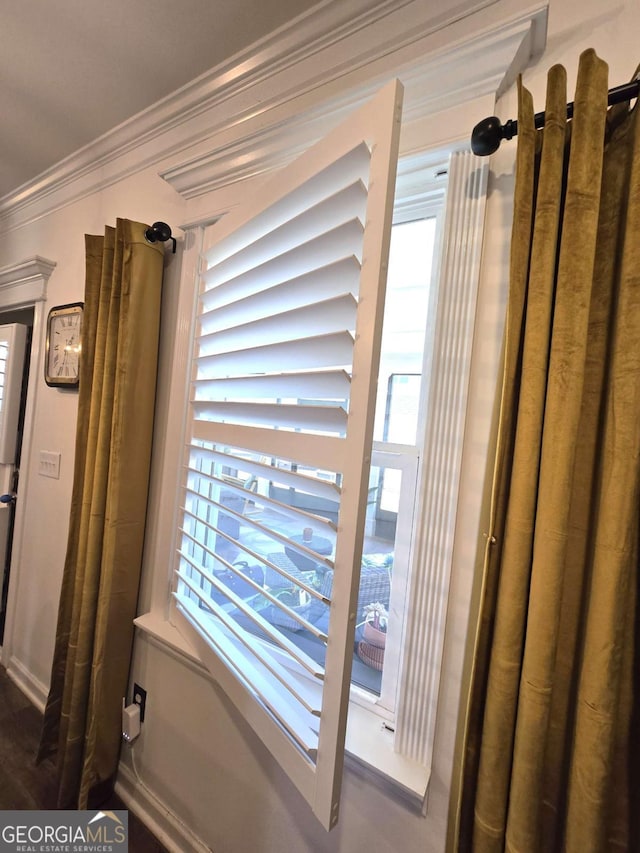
171, 80, 403, 829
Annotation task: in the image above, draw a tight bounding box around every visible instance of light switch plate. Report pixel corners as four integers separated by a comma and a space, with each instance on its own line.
39, 451, 61, 479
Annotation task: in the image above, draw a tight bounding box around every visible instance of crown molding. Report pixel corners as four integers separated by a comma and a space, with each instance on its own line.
0, 0, 547, 234
0, 256, 56, 308
162, 11, 545, 200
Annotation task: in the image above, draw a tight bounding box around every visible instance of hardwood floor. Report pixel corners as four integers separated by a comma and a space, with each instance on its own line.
0, 665, 56, 809
0, 665, 168, 852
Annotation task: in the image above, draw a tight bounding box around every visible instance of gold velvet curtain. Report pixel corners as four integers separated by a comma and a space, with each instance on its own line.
38, 219, 164, 808
459, 50, 640, 851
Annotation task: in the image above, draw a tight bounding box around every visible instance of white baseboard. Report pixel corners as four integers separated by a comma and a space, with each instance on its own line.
7, 656, 48, 713
115, 762, 211, 853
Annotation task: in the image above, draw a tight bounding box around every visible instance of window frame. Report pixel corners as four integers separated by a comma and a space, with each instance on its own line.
359, 192, 448, 718
394, 149, 489, 771
155, 144, 488, 807
133, 144, 488, 817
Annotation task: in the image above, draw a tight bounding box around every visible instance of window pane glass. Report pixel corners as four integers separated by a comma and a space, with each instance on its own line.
180, 442, 336, 672
178, 445, 409, 697
350, 462, 397, 694
373, 217, 436, 445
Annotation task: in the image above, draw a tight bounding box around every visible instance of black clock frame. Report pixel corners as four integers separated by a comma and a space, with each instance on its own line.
44, 301, 84, 388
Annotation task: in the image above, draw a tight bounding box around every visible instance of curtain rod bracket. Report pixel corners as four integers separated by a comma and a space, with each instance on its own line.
144, 221, 177, 253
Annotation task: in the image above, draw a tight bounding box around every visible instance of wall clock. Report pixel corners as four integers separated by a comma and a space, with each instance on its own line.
44, 302, 84, 388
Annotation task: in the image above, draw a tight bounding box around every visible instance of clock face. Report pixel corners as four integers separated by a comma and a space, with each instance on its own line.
45, 303, 83, 387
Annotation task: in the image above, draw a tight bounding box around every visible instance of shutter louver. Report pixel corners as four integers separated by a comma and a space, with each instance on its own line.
172, 80, 403, 829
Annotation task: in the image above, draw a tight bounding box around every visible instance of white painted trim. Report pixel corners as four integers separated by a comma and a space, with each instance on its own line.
116, 762, 210, 853
0, 259, 55, 669
395, 151, 489, 767
6, 655, 48, 713
0, 256, 55, 309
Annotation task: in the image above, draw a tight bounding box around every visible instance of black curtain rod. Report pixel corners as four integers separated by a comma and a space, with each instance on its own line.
471, 79, 640, 156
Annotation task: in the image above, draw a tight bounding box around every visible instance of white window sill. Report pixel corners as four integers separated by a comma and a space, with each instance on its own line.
134, 610, 429, 805
134, 609, 209, 678
344, 699, 430, 809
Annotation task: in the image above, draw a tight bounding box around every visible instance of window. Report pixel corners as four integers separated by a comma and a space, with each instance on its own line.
168, 79, 488, 830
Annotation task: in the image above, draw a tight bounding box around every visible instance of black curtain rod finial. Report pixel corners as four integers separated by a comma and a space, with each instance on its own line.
144, 220, 177, 254
470, 116, 517, 156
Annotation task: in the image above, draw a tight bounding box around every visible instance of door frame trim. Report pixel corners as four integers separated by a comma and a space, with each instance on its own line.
0, 256, 55, 668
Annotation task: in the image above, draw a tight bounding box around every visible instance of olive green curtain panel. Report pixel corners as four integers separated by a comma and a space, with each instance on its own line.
459, 49, 640, 851
38, 219, 164, 809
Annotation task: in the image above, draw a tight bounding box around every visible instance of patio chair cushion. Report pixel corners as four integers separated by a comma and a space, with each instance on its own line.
312, 555, 393, 642
320, 557, 392, 616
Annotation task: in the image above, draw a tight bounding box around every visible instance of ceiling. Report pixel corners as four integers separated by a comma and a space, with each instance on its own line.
0, 0, 320, 200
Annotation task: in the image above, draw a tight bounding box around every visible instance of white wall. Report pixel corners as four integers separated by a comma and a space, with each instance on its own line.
2, 0, 638, 850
